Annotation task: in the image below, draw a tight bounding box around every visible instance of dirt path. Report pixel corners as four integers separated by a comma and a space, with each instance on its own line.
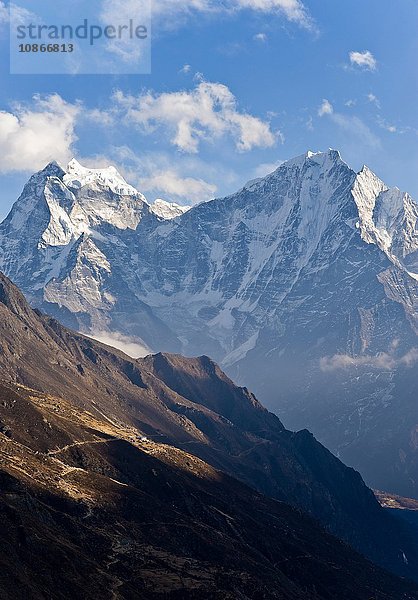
48, 437, 119, 456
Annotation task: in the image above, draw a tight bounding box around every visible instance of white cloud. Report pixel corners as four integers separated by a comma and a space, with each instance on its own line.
88, 330, 151, 358
318, 99, 333, 117
253, 160, 283, 178
150, 0, 315, 30
10, 2, 40, 25
331, 113, 380, 148
114, 81, 278, 153
367, 93, 380, 108
0, 1, 37, 28
99, 0, 151, 63
321, 353, 393, 371
0, 1, 8, 24
377, 117, 399, 134
217, 41, 245, 57
320, 348, 418, 372
235, 0, 313, 28
306, 115, 314, 131
179, 64, 192, 74
139, 170, 216, 202
345, 99, 356, 108
349, 50, 377, 71
110, 146, 218, 203
318, 99, 380, 149
254, 32, 267, 42
0, 94, 79, 173
84, 108, 116, 127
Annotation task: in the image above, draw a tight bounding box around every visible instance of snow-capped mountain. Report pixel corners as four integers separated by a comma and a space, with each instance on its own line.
150, 198, 191, 220
2, 149, 418, 497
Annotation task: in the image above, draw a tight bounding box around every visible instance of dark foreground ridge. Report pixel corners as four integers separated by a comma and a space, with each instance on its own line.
0, 272, 417, 597
2, 380, 418, 599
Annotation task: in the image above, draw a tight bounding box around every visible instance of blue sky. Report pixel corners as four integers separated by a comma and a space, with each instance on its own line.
0, 0, 417, 218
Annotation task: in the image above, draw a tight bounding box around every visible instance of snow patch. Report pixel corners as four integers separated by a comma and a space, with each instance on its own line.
64, 159, 139, 197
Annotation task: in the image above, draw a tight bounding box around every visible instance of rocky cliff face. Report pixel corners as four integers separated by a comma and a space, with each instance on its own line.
2, 151, 418, 498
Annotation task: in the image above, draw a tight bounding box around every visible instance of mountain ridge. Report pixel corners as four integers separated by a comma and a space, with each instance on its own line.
2, 150, 418, 499
0, 271, 416, 580
2, 376, 417, 599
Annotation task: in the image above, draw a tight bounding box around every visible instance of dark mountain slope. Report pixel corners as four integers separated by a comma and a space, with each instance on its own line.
0, 272, 416, 580
0, 381, 417, 600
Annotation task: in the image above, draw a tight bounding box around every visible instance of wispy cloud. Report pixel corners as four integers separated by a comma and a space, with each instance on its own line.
84, 107, 116, 127
318, 99, 380, 149
252, 160, 283, 178
2, 2, 42, 31
113, 81, 278, 153
147, 0, 315, 30
349, 50, 377, 71
109, 146, 219, 204
318, 99, 333, 117
88, 330, 151, 358
139, 170, 216, 202
253, 32, 268, 42
234, 0, 314, 29
305, 115, 314, 131
377, 116, 402, 134
367, 93, 381, 108
332, 113, 380, 148
99, 0, 151, 64
179, 64, 192, 74
320, 348, 418, 372
0, 1, 8, 24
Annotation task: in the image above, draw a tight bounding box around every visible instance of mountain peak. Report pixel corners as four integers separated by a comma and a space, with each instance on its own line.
32, 160, 66, 182
275, 148, 349, 175
305, 148, 345, 167
44, 159, 64, 171
150, 199, 190, 220
64, 158, 140, 197
306, 148, 341, 161
243, 149, 353, 201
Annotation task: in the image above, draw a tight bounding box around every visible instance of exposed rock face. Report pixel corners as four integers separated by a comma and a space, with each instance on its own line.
3, 151, 418, 498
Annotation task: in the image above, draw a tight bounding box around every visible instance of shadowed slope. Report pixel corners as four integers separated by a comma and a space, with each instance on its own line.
0, 272, 416, 579
0, 381, 418, 599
